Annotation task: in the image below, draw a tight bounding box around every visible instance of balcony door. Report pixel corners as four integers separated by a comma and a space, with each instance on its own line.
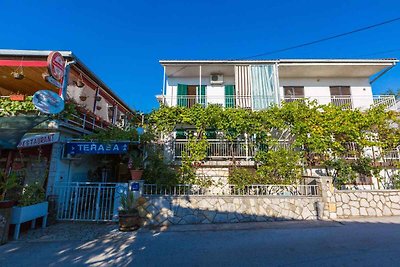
330, 86, 352, 108
187, 85, 197, 107
177, 84, 206, 107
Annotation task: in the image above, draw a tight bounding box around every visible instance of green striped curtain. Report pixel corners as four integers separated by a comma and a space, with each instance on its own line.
197, 85, 206, 106
225, 85, 235, 108
177, 84, 188, 107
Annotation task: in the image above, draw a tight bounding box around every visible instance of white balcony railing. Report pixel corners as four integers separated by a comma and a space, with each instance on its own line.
174, 139, 256, 159
158, 95, 396, 110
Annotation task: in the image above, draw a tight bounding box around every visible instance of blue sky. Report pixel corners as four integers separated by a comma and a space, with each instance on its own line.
1, 0, 400, 112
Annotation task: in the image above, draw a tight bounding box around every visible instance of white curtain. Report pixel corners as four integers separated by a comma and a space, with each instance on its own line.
234, 65, 252, 109
235, 64, 278, 110
251, 64, 278, 110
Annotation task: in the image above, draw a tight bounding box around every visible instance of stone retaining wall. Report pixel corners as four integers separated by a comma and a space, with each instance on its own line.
138, 196, 321, 226
335, 190, 400, 218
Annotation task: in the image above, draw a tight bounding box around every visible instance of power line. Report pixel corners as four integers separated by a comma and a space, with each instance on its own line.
238, 17, 400, 60
358, 48, 400, 57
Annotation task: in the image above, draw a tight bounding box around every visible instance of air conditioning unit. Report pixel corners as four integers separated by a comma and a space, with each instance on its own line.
210, 74, 224, 85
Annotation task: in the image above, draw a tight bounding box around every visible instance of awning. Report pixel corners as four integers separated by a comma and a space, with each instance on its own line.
0, 115, 49, 149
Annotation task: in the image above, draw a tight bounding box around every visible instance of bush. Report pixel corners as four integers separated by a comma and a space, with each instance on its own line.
255, 149, 302, 184
228, 167, 259, 188
18, 183, 45, 207
142, 146, 179, 186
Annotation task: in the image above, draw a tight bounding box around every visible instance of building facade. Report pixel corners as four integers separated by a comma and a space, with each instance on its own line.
156, 59, 399, 188
0, 49, 135, 196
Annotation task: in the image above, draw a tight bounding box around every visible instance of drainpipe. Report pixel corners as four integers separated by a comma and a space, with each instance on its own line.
60, 60, 76, 100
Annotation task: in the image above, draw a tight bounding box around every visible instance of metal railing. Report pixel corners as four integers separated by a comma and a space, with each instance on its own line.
158, 95, 396, 110
174, 139, 255, 159
143, 184, 320, 197
67, 113, 112, 131
53, 182, 127, 222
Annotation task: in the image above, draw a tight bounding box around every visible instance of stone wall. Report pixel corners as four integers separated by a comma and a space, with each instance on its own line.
335, 190, 400, 218
138, 196, 321, 226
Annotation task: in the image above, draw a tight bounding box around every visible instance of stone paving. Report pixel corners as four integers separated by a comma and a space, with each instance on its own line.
16, 222, 134, 242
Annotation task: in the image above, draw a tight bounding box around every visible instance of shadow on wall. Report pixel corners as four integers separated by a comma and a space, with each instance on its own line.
138, 195, 324, 226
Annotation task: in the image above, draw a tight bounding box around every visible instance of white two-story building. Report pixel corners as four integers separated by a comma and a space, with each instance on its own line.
156, 59, 399, 180
156, 58, 399, 190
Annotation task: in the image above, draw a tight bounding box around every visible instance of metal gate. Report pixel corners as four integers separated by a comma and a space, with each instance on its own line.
53, 182, 127, 222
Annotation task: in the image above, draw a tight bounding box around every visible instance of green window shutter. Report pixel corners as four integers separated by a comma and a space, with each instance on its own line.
176, 129, 186, 139
197, 85, 206, 106
225, 85, 235, 108
205, 129, 216, 139
177, 84, 188, 107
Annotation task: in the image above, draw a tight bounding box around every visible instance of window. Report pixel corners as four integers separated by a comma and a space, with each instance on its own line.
330, 86, 351, 96
330, 86, 352, 108
284, 86, 304, 101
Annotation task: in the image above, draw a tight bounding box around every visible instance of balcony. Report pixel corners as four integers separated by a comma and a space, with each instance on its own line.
174, 139, 256, 160
157, 95, 396, 110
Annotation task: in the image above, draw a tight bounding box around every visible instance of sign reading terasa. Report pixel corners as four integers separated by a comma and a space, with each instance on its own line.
66, 142, 129, 155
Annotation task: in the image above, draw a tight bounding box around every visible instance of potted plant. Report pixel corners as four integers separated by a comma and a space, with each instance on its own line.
0, 172, 20, 244
10, 183, 48, 240
118, 191, 141, 231
128, 150, 144, 180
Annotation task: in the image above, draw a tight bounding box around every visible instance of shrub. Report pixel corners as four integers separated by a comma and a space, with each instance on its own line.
18, 183, 45, 207
228, 167, 259, 188
255, 149, 302, 184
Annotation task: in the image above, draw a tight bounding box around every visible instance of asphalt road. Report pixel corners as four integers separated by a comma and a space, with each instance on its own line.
1, 217, 400, 267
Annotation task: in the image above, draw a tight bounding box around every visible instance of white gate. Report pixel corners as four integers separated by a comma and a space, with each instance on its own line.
53, 182, 128, 222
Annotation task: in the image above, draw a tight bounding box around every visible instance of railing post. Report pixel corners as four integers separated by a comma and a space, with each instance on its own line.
82, 114, 86, 129
245, 133, 249, 160
94, 183, 101, 221
72, 185, 79, 220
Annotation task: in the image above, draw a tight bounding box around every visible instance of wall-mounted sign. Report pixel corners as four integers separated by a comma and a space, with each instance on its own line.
47, 51, 65, 81
66, 142, 129, 155
32, 90, 65, 114
17, 132, 60, 148
130, 182, 140, 191
44, 75, 62, 88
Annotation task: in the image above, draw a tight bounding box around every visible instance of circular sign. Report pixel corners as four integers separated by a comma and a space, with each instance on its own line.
32, 90, 65, 114
47, 51, 65, 81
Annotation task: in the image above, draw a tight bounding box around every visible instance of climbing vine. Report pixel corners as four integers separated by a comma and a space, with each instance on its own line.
149, 101, 400, 187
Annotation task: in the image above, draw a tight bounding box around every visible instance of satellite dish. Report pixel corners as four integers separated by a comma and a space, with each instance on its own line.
32, 90, 65, 114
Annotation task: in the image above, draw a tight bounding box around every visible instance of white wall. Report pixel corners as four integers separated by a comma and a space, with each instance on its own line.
279, 77, 373, 109
164, 74, 374, 110
165, 76, 235, 106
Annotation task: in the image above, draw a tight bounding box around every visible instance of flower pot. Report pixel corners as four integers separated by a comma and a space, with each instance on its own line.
96, 106, 102, 110
118, 213, 141, 231
11, 202, 48, 225
9, 94, 25, 101
95, 96, 102, 101
76, 80, 85, 88
79, 96, 87, 101
130, 170, 143, 180
12, 72, 24, 80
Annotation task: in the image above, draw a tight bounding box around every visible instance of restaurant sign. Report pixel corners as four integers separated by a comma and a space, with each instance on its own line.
17, 132, 60, 148
66, 142, 129, 155
47, 51, 65, 81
